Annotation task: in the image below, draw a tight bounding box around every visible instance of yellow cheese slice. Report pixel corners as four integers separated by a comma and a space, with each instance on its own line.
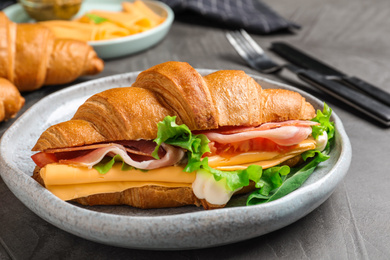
41, 164, 194, 201
41, 163, 195, 185
40, 138, 317, 201
47, 181, 192, 201
210, 139, 316, 170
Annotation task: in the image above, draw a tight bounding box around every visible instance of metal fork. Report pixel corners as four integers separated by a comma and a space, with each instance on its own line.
226, 29, 390, 126
226, 29, 282, 74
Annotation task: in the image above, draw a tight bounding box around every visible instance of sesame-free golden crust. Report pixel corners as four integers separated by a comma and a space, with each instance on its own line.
32, 61, 315, 151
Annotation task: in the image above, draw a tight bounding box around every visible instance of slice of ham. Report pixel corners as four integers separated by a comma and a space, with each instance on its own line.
196, 120, 318, 135
115, 140, 160, 157
60, 143, 185, 170
32, 143, 185, 170
44, 140, 165, 158
257, 120, 319, 131
203, 125, 313, 146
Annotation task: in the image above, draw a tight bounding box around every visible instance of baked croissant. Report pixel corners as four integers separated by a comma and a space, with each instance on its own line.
0, 78, 25, 122
31, 61, 320, 210
0, 12, 104, 92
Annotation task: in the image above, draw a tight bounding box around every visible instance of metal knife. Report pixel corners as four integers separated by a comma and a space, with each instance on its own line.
271, 42, 390, 107
284, 64, 390, 126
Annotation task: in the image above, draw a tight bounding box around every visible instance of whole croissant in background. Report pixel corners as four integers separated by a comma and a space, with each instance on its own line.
31, 61, 323, 210
0, 78, 25, 122
0, 12, 104, 92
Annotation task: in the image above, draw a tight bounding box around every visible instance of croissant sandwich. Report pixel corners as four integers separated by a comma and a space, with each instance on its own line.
0, 12, 104, 92
31, 61, 334, 210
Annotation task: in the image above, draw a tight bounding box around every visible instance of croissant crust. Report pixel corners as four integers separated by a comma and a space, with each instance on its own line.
32, 61, 315, 151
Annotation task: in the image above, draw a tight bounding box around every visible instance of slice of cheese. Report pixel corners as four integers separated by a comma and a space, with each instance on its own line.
41, 164, 195, 185
41, 164, 194, 201
210, 139, 316, 170
47, 181, 192, 201
40, 138, 317, 201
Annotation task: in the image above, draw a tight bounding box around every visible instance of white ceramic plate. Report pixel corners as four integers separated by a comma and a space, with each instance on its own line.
3, 0, 174, 59
0, 71, 351, 250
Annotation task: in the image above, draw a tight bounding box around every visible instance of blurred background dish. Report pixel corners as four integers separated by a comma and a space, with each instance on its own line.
18, 0, 83, 21
4, 0, 174, 59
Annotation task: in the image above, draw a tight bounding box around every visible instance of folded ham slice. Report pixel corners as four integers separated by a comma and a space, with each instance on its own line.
32, 142, 185, 170
204, 125, 314, 146
60, 143, 185, 169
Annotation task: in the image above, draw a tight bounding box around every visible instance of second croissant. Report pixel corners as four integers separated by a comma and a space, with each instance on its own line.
0, 12, 104, 92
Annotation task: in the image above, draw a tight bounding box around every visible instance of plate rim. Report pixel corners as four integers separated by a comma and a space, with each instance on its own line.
0, 70, 352, 249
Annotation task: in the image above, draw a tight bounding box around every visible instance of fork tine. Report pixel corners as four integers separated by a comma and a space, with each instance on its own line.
229, 31, 259, 60
239, 29, 265, 56
226, 30, 281, 73
226, 31, 260, 67
226, 31, 253, 62
231, 30, 266, 62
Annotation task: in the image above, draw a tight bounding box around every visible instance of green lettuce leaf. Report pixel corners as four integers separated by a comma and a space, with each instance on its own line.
246, 103, 334, 206
93, 154, 134, 174
311, 103, 335, 152
254, 165, 291, 195
152, 116, 210, 162
86, 13, 108, 24
153, 116, 264, 191
247, 151, 329, 205
186, 157, 264, 191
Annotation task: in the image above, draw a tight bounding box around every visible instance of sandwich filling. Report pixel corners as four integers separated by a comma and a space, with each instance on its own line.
32, 105, 334, 206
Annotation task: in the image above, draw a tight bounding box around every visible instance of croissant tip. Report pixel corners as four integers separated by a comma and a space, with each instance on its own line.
0, 78, 25, 122
85, 56, 104, 75
93, 58, 105, 74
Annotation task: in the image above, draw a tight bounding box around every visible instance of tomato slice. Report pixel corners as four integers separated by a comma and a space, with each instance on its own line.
31, 152, 58, 168
207, 137, 293, 158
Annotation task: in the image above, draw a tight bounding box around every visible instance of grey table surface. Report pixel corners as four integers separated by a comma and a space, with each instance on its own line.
1, 0, 390, 259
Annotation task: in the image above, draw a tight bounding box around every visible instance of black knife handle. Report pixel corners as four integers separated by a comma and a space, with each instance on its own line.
341, 76, 390, 107
296, 70, 390, 126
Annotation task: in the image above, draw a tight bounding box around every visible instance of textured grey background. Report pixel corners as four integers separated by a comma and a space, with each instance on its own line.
1, 0, 390, 258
